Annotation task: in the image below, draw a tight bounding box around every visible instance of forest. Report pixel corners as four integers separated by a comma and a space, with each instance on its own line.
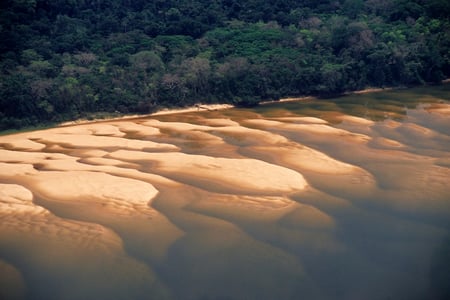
1, 0, 449, 130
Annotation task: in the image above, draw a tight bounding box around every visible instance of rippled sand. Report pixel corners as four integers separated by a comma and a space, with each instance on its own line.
1, 87, 449, 300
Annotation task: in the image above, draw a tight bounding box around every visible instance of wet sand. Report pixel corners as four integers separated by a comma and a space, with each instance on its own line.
1, 86, 449, 300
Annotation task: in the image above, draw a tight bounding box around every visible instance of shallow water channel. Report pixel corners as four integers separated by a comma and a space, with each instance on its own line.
1, 85, 449, 300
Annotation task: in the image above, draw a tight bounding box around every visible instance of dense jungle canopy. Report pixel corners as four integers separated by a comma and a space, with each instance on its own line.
1, 0, 449, 129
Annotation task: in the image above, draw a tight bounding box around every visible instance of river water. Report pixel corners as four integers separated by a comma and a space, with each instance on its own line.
0, 85, 449, 300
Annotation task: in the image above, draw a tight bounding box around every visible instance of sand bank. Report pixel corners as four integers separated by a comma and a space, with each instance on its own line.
109, 150, 307, 194
335, 115, 375, 126
0, 184, 171, 300
58, 104, 234, 127
244, 118, 370, 142
0, 86, 449, 300
270, 116, 329, 124
0, 155, 159, 211
33, 132, 179, 151
152, 104, 234, 116
0, 150, 183, 263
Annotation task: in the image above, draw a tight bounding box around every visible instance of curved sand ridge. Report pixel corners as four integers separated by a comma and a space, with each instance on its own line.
0, 183, 171, 299
1, 97, 449, 300
244, 118, 371, 142
138, 117, 369, 177
110, 150, 307, 194
34, 132, 179, 151
32, 171, 158, 209
0, 146, 160, 205
0, 150, 183, 263
0, 183, 120, 243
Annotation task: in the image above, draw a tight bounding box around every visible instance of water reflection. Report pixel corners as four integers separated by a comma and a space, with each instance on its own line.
0, 85, 449, 300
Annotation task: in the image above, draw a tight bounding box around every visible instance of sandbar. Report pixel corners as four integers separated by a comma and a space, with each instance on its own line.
109, 150, 308, 194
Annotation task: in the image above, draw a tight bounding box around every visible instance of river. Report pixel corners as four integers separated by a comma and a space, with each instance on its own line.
0, 85, 449, 300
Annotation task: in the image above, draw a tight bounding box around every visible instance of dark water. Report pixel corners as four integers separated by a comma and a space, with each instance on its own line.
1, 85, 449, 300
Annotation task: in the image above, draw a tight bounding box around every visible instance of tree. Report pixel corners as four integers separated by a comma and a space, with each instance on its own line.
129, 51, 164, 73
0, 0, 449, 130
177, 57, 211, 99
316, 63, 348, 96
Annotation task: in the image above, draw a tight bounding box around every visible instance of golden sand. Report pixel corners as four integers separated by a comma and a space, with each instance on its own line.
1, 97, 449, 299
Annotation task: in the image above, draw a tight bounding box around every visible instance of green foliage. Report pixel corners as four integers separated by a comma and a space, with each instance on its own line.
0, 0, 449, 129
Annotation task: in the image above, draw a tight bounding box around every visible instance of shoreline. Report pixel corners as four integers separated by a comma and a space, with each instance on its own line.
58, 104, 235, 127
2, 83, 446, 132
59, 86, 393, 127
260, 87, 393, 105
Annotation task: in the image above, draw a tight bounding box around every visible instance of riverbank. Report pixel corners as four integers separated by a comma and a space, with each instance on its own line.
0, 83, 446, 135
261, 87, 394, 105
57, 104, 234, 127
59, 87, 393, 127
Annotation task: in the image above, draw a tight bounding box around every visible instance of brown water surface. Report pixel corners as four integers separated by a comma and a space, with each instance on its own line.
1, 85, 449, 300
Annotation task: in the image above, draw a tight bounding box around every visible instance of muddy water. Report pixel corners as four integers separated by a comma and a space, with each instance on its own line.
1, 85, 449, 300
